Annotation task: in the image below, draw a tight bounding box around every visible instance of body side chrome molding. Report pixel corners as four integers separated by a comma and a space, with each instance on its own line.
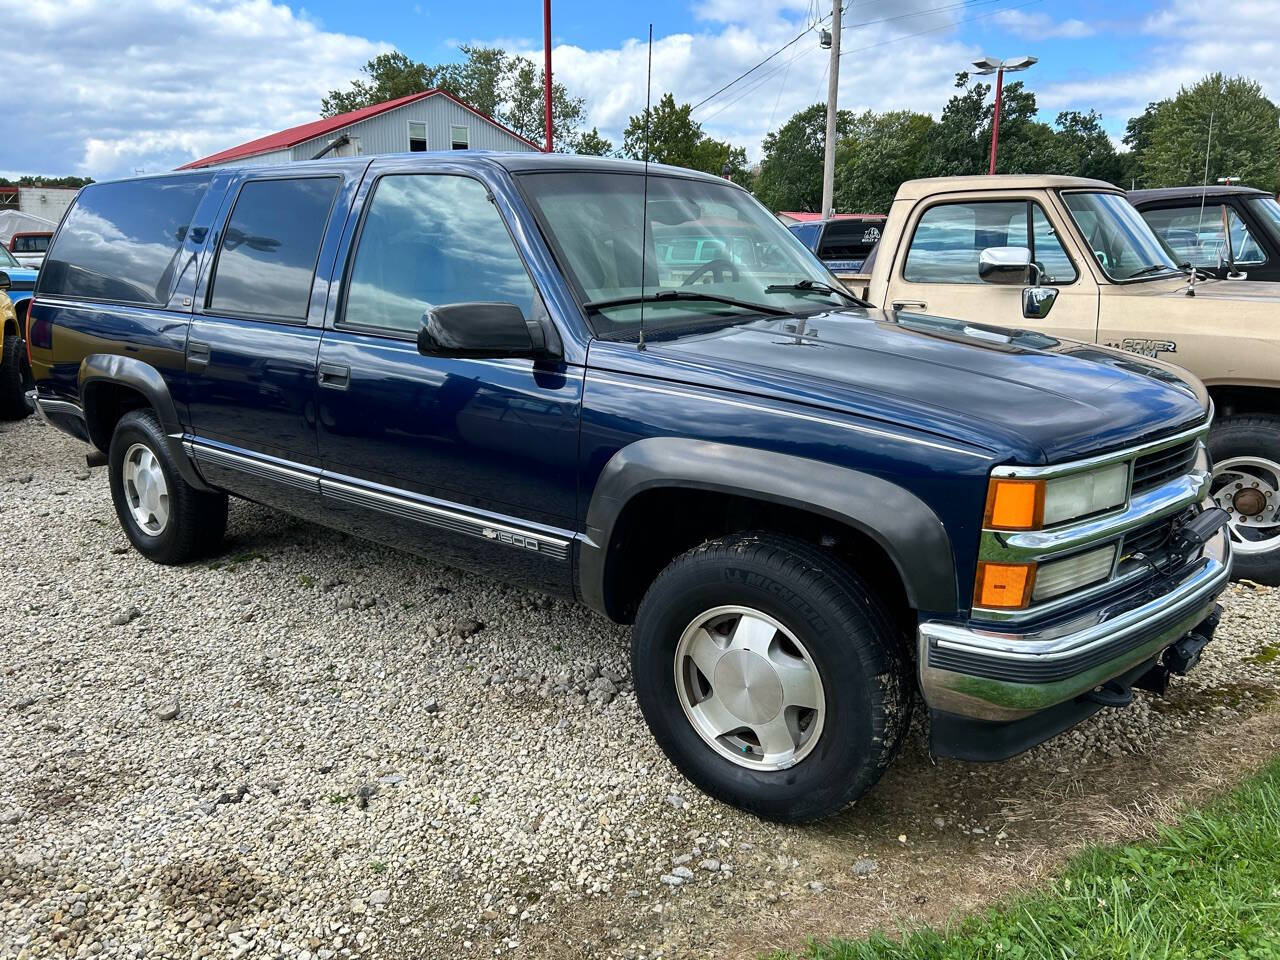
587, 373, 995, 461
184, 440, 571, 562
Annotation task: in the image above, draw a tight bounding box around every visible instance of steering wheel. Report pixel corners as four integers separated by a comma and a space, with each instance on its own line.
683, 258, 740, 286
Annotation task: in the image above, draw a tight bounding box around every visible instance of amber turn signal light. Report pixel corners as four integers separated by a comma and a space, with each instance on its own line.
974, 561, 1036, 610
984, 477, 1045, 531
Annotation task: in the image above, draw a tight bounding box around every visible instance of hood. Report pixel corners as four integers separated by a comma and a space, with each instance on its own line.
588, 307, 1208, 465
1112, 274, 1280, 303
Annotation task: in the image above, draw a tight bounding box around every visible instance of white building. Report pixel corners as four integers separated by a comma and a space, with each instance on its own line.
180, 89, 541, 170
17, 186, 77, 223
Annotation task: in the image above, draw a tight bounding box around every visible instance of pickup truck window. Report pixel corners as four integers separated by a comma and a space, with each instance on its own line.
903, 200, 1076, 284
1142, 204, 1268, 268
37, 175, 211, 306
519, 171, 844, 336
343, 173, 538, 336
1061, 191, 1180, 282
208, 177, 340, 322
11, 234, 49, 253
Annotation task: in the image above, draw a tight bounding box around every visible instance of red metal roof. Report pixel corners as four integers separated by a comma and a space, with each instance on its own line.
178, 89, 543, 170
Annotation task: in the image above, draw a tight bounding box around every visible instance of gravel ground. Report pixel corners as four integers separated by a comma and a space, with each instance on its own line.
3, 413, 1280, 960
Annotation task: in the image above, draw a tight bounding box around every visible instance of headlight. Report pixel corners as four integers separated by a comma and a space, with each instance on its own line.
985, 462, 1129, 531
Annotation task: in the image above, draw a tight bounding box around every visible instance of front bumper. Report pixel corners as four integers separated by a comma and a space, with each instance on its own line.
920, 527, 1230, 746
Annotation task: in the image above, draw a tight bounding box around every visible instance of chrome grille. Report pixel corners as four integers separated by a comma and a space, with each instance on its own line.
1121, 515, 1177, 558
1132, 439, 1199, 495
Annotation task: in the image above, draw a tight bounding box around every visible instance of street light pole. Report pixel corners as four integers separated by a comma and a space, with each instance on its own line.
820, 0, 842, 219
971, 55, 1037, 175
543, 0, 553, 153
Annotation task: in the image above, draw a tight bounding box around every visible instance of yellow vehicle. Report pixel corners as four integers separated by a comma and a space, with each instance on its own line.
0, 285, 31, 420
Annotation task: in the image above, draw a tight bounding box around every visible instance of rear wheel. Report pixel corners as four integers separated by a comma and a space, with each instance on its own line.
108, 409, 228, 564
0, 334, 33, 420
1209, 415, 1280, 585
632, 532, 911, 823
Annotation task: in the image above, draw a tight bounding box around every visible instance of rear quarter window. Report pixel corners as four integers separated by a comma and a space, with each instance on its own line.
37, 175, 212, 305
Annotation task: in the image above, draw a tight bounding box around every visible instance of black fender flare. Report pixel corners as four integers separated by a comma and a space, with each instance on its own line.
78, 354, 211, 491
578, 437, 958, 620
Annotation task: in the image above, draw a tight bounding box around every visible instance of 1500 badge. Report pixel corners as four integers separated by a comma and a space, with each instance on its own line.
1107, 338, 1177, 359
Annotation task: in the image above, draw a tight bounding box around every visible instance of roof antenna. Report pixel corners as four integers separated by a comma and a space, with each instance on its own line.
638, 23, 654, 352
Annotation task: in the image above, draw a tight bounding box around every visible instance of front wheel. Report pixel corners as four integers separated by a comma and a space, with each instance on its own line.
632, 532, 911, 823
0, 334, 33, 420
1209, 415, 1280, 586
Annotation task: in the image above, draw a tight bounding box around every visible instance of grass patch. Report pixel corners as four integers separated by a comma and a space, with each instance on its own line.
1253, 644, 1280, 666
773, 757, 1280, 960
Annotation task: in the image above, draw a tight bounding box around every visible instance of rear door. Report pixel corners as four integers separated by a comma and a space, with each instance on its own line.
185, 165, 364, 513
882, 194, 1100, 342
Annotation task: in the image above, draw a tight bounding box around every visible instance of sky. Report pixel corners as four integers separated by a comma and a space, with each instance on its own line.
1, 0, 1277, 181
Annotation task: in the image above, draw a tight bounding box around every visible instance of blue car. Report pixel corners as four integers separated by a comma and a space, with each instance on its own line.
0, 244, 37, 417
28, 154, 1229, 821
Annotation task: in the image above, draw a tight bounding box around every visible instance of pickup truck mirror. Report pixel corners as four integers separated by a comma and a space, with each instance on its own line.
1023, 285, 1059, 320
978, 246, 1032, 285
417, 302, 555, 360
0, 271, 9, 293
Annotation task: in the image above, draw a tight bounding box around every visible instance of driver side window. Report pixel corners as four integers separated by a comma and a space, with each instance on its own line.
903, 200, 1077, 284
343, 173, 537, 336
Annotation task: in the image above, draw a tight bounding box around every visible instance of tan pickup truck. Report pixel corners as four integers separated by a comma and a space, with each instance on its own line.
846, 175, 1280, 584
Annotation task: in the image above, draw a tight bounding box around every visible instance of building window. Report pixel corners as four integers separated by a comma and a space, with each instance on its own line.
408, 121, 427, 152
450, 125, 470, 150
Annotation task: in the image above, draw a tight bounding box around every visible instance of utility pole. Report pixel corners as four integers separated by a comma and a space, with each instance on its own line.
543, 0, 553, 153
820, 0, 841, 220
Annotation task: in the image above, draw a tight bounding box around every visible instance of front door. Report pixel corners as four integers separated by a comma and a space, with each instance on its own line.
883, 195, 1100, 344
185, 171, 355, 513
1138, 199, 1280, 283
315, 164, 582, 593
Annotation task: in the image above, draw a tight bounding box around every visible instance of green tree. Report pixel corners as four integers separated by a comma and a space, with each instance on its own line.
14, 175, 93, 188
834, 110, 934, 214
754, 103, 854, 212
322, 46, 588, 151
620, 94, 742, 178
1137, 74, 1280, 193
573, 127, 614, 156
1051, 110, 1125, 184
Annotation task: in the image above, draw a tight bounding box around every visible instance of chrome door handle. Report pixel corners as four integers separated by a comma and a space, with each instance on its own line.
317, 362, 350, 390
187, 341, 211, 370
891, 300, 927, 312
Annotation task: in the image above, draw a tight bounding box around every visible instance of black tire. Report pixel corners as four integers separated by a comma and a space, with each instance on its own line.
0, 334, 33, 420
108, 409, 228, 564
1210, 414, 1280, 586
632, 532, 912, 823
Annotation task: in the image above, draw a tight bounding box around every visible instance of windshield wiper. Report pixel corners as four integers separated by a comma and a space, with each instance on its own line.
763, 279, 866, 306
1127, 264, 1178, 279
582, 290, 792, 317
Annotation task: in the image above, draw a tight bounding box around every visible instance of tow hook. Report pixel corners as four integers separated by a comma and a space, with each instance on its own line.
1082, 679, 1134, 708
1163, 603, 1223, 676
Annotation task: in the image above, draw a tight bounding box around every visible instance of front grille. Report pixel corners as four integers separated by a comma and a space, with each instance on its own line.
1122, 515, 1177, 558
1132, 439, 1198, 494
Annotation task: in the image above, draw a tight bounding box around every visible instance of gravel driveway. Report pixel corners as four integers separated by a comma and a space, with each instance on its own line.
4, 414, 1280, 960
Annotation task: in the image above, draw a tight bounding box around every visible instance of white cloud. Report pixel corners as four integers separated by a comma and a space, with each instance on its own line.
0, 0, 388, 179
992, 10, 1095, 38
1037, 0, 1280, 128
520, 1, 982, 159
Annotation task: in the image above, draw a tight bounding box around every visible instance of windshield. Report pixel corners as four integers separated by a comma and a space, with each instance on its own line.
0, 246, 18, 269
1061, 192, 1180, 281
1249, 195, 1280, 241
518, 171, 844, 336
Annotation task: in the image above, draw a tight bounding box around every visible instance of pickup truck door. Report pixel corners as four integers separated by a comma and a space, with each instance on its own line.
882, 194, 1100, 344
313, 160, 582, 594
185, 167, 363, 518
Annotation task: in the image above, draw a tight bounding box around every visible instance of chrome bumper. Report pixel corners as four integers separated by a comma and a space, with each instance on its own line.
919, 528, 1231, 722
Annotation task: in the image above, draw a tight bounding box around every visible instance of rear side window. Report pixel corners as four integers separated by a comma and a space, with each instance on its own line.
38, 175, 211, 305
208, 177, 339, 322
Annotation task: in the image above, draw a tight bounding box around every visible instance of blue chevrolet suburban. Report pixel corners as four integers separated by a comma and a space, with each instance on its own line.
28, 154, 1231, 821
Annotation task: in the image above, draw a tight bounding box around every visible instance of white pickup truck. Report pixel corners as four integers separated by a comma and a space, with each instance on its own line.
835, 174, 1280, 584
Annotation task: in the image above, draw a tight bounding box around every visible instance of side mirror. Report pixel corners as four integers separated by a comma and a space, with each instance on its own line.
417, 302, 555, 360
1023, 285, 1059, 320
978, 246, 1032, 285
0, 271, 10, 293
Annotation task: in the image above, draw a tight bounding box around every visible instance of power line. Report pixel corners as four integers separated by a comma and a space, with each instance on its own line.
689, 19, 828, 112
840, 0, 1043, 59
